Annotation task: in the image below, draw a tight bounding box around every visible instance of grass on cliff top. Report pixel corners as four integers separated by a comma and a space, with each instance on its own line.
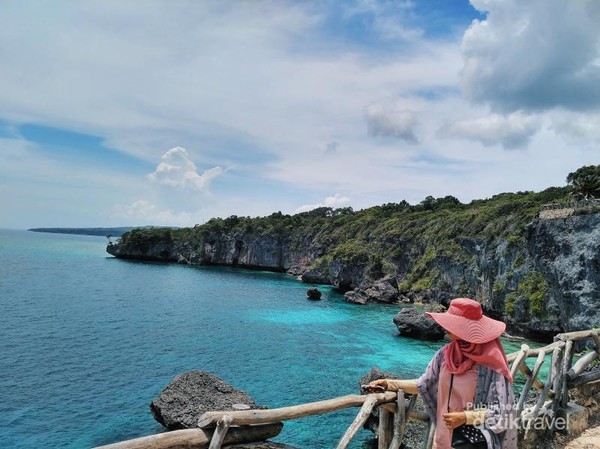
118, 186, 571, 257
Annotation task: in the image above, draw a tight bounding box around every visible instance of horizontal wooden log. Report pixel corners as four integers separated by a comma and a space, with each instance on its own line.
555, 329, 600, 342
94, 423, 283, 449
567, 350, 598, 380
198, 392, 397, 428
593, 334, 600, 353
568, 369, 600, 388
506, 341, 565, 363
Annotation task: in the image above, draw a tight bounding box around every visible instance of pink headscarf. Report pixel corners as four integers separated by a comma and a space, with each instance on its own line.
444, 338, 513, 382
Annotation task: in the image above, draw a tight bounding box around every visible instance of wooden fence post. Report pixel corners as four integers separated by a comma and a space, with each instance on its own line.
208, 415, 232, 449
336, 395, 378, 449
378, 406, 393, 449
517, 350, 546, 417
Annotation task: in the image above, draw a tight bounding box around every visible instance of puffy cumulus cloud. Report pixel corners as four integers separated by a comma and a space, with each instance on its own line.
295, 193, 351, 213
462, 0, 600, 112
439, 112, 540, 149
365, 102, 419, 143
113, 200, 198, 227
147, 147, 224, 191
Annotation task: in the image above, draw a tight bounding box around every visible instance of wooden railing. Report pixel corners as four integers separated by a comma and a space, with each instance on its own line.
95, 329, 600, 449
506, 328, 600, 436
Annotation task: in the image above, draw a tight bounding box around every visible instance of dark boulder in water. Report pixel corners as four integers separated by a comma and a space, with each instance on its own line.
150, 370, 262, 429
307, 288, 322, 300
393, 307, 445, 341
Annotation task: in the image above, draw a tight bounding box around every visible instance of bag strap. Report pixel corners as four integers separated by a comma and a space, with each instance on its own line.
447, 373, 454, 413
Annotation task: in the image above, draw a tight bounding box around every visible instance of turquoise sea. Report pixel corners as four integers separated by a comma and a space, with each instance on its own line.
0, 229, 529, 449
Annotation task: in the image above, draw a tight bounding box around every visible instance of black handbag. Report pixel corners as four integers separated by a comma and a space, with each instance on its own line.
448, 374, 487, 449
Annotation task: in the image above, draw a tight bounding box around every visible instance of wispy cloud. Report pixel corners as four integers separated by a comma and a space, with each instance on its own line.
439, 112, 541, 149
113, 200, 199, 227
365, 102, 419, 143
1, 1, 599, 228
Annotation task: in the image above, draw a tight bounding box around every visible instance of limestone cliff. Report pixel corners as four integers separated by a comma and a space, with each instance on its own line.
106, 197, 600, 341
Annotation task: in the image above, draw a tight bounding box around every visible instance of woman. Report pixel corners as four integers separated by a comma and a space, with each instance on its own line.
368, 298, 517, 449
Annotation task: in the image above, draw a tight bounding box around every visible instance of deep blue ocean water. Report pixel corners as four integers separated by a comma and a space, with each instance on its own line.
0, 230, 530, 449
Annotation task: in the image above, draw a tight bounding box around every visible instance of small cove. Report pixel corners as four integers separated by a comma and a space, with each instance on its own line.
0, 229, 540, 448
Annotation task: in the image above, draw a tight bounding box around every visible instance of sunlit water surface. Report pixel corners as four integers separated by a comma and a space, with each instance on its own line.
0, 230, 531, 448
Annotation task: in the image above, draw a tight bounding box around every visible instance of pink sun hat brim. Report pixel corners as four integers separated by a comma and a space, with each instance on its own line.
425, 297, 506, 344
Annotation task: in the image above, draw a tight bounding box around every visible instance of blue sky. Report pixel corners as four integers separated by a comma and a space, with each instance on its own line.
1, 0, 599, 229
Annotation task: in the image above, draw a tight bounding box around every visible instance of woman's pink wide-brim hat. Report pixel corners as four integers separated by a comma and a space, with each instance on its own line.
426, 298, 506, 344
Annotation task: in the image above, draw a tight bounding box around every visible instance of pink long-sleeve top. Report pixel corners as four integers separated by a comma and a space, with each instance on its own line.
434, 363, 478, 449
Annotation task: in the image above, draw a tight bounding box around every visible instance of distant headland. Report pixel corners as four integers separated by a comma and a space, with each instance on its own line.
29, 227, 140, 237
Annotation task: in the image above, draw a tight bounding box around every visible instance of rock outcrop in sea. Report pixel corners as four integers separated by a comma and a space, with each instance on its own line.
149, 370, 295, 449
393, 308, 445, 341
107, 193, 600, 341
150, 370, 262, 429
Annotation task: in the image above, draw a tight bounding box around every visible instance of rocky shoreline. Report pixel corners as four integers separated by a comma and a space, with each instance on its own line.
107, 211, 600, 342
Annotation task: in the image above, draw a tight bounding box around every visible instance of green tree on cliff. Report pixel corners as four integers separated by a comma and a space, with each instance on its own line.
567, 165, 600, 200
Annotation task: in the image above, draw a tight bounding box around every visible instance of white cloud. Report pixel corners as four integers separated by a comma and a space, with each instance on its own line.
342, 0, 423, 42
365, 102, 419, 143
548, 111, 600, 144
439, 112, 541, 149
1, 1, 600, 229
295, 193, 351, 213
113, 200, 199, 227
462, 0, 600, 112
147, 147, 224, 191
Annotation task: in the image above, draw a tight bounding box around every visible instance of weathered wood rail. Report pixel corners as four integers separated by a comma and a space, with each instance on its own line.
95, 329, 600, 449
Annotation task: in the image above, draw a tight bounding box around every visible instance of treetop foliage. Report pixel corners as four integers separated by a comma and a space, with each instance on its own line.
120, 185, 572, 259
566, 165, 600, 200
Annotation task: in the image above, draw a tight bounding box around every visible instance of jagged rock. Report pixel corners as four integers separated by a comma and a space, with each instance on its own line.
344, 289, 368, 304
357, 367, 429, 448
393, 308, 445, 341
358, 367, 402, 434
527, 214, 600, 335
364, 280, 399, 303
150, 371, 262, 430
329, 260, 367, 291
300, 268, 330, 284
358, 366, 401, 388
344, 279, 399, 304
306, 288, 322, 300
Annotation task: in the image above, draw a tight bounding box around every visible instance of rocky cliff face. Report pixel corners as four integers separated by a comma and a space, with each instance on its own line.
107, 230, 323, 274
107, 213, 600, 340
526, 214, 600, 336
